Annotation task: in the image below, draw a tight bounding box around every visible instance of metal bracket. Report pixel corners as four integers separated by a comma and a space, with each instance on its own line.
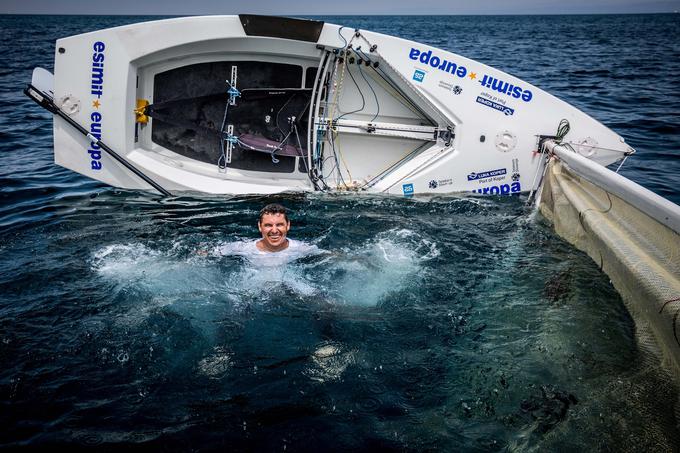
225, 124, 234, 163
229, 66, 238, 106
438, 126, 454, 147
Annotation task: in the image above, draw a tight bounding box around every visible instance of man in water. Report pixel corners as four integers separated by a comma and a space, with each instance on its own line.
204, 203, 318, 262
199, 204, 319, 295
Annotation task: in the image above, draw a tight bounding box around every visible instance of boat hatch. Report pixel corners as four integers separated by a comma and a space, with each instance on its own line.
150, 61, 311, 173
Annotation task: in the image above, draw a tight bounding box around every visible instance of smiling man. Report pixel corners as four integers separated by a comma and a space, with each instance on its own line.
256, 203, 292, 252
205, 203, 319, 265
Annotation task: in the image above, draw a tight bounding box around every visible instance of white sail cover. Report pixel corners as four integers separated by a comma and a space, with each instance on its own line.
539, 145, 680, 377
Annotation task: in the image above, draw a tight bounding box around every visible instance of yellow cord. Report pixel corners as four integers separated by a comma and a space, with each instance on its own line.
327, 53, 347, 121
325, 53, 355, 187
332, 130, 353, 185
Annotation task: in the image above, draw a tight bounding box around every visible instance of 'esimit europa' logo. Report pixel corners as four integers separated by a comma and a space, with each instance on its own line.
91, 41, 105, 98
409, 47, 467, 79
88, 41, 106, 170
478, 74, 533, 102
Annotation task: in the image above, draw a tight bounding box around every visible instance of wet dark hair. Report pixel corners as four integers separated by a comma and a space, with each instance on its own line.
258, 203, 289, 223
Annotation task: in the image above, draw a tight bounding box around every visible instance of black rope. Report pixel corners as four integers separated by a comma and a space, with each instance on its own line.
355, 47, 432, 122
658, 297, 680, 348
659, 297, 680, 314
218, 101, 230, 170
356, 55, 380, 122
336, 58, 366, 121
555, 119, 570, 142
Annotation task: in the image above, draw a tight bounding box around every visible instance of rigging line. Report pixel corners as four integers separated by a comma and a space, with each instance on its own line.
275, 92, 306, 136
565, 142, 635, 155
360, 141, 431, 190
311, 52, 334, 186
674, 308, 680, 348
275, 94, 312, 143
328, 130, 348, 187
147, 86, 308, 112
380, 145, 452, 193
322, 52, 354, 187
659, 297, 680, 314
326, 28, 362, 120
327, 53, 350, 122
526, 152, 551, 206
308, 51, 328, 165
555, 119, 570, 142
360, 67, 421, 117
323, 144, 340, 184
355, 47, 419, 114
291, 122, 319, 191
275, 93, 296, 135
615, 154, 630, 173
577, 189, 614, 232
374, 65, 431, 121
330, 129, 351, 185
337, 26, 349, 49
336, 61, 367, 121
322, 157, 338, 181
218, 100, 230, 170
356, 57, 380, 122
355, 46, 438, 124
146, 91, 230, 111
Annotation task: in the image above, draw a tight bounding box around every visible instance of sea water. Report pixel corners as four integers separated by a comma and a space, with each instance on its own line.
1, 14, 679, 450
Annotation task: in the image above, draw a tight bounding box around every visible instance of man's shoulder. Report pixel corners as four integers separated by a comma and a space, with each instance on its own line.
286, 239, 322, 254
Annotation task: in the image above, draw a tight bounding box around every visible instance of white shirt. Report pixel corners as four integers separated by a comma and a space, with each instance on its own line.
211, 239, 322, 296
212, 239, 321, 267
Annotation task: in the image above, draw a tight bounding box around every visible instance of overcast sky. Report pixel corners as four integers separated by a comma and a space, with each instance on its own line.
2, 0, 679, 15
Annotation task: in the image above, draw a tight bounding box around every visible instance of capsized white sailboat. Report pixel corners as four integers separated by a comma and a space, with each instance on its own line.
25, 14, 632, 196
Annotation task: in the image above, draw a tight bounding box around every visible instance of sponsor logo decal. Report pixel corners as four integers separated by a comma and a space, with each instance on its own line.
467, 168, 507, 181
402, 183, 414, 196
476, 96, 514, 116
437, 80, 463, 95
511, 158, 520, 181
88, 41, 106, 171
428, 178, 453, 190
413, 70, 426, 82
478, 74, 532, 102
471, 182, 521, 195
409, 47, 467, 79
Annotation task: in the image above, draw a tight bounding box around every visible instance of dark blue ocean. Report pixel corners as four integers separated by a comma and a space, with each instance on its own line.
1, 14, 679, 451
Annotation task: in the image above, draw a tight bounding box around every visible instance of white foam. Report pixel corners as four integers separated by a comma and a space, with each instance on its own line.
311, 228, 439, 306
91, 229, 438, 311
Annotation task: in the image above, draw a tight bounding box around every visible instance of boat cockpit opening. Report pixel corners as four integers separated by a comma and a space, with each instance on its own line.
147, 60, 313, 174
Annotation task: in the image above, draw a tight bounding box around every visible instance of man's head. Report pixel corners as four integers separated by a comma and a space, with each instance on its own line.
257, 204, 290, 252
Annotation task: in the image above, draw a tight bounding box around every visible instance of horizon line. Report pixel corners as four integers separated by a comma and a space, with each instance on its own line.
1, 11, 679, 16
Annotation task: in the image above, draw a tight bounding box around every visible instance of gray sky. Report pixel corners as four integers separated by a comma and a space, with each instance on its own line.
2, 0, 679, 15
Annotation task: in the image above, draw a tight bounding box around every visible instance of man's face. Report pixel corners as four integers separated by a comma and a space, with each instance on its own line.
258, 213, 290, 250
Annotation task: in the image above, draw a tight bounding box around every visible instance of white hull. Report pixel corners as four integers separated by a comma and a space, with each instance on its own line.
33, 15, 633, 196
